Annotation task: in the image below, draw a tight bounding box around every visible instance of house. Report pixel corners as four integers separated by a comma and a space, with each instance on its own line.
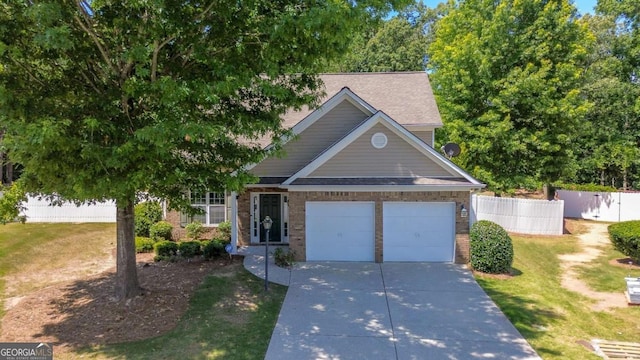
166, 72, 484, 263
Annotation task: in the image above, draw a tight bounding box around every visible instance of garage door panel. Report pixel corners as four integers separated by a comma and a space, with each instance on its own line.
383, 202, 455, 262
306, 202, 375, 262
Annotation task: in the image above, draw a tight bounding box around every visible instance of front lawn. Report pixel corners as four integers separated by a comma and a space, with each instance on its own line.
0, 223, 286, 360
79, 267, 286, 360
476, 228, 640, 359
0, 223, 116, 321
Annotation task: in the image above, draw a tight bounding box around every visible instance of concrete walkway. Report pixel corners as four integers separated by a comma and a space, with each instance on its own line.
240, 248, 540, 360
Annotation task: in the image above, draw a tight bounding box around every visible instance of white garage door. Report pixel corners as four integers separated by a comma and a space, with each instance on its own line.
306, 202, 375, 261
383, 202, 455, 262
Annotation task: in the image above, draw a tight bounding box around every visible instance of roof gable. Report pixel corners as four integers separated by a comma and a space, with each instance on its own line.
307, 122, 453, 178
283, 111, 482, 186
248, 90, 373, 176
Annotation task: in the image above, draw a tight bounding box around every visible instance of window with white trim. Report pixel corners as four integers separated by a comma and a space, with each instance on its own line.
181, 191, 226, 226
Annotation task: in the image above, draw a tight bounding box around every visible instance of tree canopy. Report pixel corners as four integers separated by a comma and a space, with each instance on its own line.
326, 2, 447, 72
0, 0, 407, 299
427, 0, 591, 193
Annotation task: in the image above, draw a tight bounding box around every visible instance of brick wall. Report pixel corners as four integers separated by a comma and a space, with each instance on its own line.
287, 191, 471, 264
165, 209, 222, 241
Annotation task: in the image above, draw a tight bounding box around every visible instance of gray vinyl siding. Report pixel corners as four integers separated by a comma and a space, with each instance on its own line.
251, 101, 370, 176
309, 123, 454, 178
411, 130, 433, 146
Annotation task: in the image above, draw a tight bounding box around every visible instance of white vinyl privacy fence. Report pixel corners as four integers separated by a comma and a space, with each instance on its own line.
557, 190, 640, 222
21, 196, 116, 223
471, 194, 564, 235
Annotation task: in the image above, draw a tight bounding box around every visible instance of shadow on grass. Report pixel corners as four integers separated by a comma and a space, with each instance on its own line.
23, 261, 286, 359
476, 277, 565, 358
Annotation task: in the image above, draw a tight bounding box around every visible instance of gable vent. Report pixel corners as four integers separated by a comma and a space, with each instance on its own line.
371, 132, 388, 149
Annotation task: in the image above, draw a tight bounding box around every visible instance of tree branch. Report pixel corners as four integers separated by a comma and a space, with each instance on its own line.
72, 0, 118, 75
151, 36, 175, 81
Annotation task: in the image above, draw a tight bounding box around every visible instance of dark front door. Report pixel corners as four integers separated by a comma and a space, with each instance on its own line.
260, 194, 281, 242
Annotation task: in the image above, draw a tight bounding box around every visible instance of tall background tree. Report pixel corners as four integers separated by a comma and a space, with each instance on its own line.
427, 0, 591, 194
575, 14, 640, 189
326, 2, 447, 72
0, 0, 407, 300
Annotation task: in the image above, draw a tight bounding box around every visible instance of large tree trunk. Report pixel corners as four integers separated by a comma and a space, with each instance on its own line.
115, 199, 142, 300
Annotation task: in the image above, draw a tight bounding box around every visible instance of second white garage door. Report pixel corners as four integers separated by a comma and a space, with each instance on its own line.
306, 202, 375, 261
383, 202, 455, 262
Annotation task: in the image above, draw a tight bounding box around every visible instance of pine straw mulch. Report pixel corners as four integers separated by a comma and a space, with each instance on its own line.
0, 253, 243, 354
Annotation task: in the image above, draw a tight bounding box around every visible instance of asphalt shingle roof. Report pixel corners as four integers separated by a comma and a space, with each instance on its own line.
282, 72, 441, 129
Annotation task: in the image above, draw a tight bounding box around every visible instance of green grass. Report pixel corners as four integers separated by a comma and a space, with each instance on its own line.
1, 223, 286, 359
577, 246, 640, 292
75, 268, 287, 360
476, 233, 640, 359
0, 223, 115, 320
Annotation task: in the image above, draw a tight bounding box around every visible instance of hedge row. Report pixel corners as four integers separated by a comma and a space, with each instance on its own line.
153, 239, 230, 261
608, 221, 640, 262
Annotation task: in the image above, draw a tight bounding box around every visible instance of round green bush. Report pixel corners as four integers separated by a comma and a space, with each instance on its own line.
470, 220, 514, 274
217, 221, 231, 242
135, 237, 156, 253
202, 239, 226, 259
150, 221, 173, 241
185, 221, 206, 240
608, 221, 640, 262
178, 241, 202, 258
134, 201, 163, 237
154, 240, 178, 257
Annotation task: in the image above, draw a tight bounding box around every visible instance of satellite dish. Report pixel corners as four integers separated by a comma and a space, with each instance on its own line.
441, 142, 461, 159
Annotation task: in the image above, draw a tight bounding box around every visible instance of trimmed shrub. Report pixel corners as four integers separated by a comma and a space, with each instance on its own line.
203, 239, 226, 259
134, 201, 162, 237
150, 221, 173, 241
608, 221, 640, 262
154, 240, 178, 257
470, 220, 514, 274
185, 221, 206, 240
273, 247, 295, 268
135, 237, 156, 253
178, 241, 202, 258
217, 220, 231, 242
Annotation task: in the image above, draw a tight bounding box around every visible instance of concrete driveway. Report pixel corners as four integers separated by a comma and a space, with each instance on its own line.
265, 262, 540, 360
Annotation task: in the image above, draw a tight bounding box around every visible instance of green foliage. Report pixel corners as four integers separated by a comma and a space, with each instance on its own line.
428, 0, 590, 192
154, 240, 178, 258
554, 182, 617, 192
273, 247, 296, 268
572, 14, 640, 190
178, 241, 202, 258
470, 220, 514, 274
0, 0, 408, 298
216, 221, 231, 243
327, 3, 446, 72
135, 237, 156, 253
185, 221, 206, 240
202, 240, 226, 259
149, 221, 173, 241
608, 221, 640, 262
134, 201, 162, 237
0, 182, 27, 224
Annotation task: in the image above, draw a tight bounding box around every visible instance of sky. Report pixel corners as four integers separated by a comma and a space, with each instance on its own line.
420, 0, 598, 15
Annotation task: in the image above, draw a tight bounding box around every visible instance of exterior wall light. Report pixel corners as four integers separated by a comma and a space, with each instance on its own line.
460, 204, 468, 218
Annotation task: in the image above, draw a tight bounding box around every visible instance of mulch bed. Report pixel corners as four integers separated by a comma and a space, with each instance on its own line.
609, 258, 640, 270
0, 253, 242, 354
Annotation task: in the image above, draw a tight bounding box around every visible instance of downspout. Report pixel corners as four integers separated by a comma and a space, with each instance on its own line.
231, 191, 238, 254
